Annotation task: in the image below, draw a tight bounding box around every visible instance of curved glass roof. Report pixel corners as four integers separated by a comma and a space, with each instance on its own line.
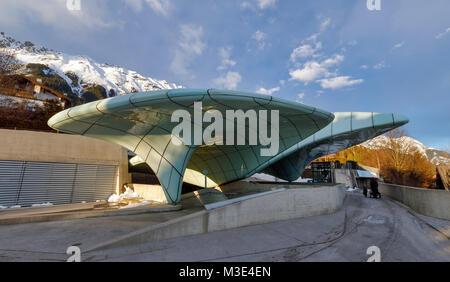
263, 112, 409, 181
48, 89, 334, 203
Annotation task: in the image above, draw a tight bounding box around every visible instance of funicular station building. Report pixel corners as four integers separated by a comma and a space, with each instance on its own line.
46, 89, 408, 204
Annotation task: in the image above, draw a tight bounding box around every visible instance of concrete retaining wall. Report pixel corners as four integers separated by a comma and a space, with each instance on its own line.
128, 184, 168, 204
89, 184, 346, 251
379, 183, 450, 220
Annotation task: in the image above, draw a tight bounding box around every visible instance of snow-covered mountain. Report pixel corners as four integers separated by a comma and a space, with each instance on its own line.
362, 135, 449, 166
0, 32, 181, 98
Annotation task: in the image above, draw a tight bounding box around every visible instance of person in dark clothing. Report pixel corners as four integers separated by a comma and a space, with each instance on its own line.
363, 184, 368, 197
370, 178, 381, 198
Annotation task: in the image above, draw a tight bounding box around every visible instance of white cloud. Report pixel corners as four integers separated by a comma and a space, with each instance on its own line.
252, 30, 266, 41
252, 30, 268, 50
289, 54, 344, 83
319, 18, 331, 32
0, 0, 116, 31
360, 65, 368, 69
241, 0, 276, 11
257, 86, 280, 95
179, 24, 205, 55
321, 54, 344, 67
317, 76, 363, 90
289, 62, 328, 83
241, 2, 252, 9
289, 19, 330, 63
124, 0, 144, 12
392, 41, 405, 49
290, 42, 322, 62
296, 92, 305, 102
436, 27, 450, 39
374, 60, 386, 70
170, 24, 206, 77
287, 16, 363, 90
213, 71, 242, 90
256, 0, 276, 9
123, 0, 171, 15
145, 0, 171, 16
217, 47, 236, 71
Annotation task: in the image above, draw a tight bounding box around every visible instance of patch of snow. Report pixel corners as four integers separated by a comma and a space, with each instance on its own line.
9, 205, 21, 209
0, 94, 45, 108
31, 202, 53, 207
0, 205, 7, 209
107, 194, 121, 203
119, 201, 151, 209
108, 186, 141, 203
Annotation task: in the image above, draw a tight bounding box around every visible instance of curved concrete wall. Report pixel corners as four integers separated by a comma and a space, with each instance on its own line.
90, 184, 346, 250
379, 183, 450, 220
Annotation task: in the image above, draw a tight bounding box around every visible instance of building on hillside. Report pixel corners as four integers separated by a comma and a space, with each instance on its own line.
0, 75, 71, 108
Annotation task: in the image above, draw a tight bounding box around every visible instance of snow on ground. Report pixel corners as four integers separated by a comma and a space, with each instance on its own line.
0, 94, 45, 108
107, 186, 153, 208
346, 187, 359, 192
108, 186, 140, 203
31, 202, 53, 207
119, 201, 151, 209
245, 173, 312, 183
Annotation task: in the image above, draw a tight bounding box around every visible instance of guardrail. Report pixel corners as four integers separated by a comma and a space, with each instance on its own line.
379, 183, 450, 220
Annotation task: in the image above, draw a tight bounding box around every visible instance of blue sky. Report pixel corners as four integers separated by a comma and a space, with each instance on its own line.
0, 0, 449, 149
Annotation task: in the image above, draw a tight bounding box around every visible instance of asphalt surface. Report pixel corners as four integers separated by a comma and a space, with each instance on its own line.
0, 191, 449, 262
90, 191, 450, 262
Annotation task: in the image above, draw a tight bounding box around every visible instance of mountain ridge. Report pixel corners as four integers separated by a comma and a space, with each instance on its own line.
0, 32, 181, 101
362, 135, 449, 166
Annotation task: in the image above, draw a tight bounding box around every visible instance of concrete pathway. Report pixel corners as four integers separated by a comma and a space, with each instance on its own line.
87, 192, 450, 262
0, 192, 448, 262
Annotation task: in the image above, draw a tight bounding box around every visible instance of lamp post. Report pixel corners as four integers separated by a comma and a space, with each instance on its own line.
202, 169, 208, 189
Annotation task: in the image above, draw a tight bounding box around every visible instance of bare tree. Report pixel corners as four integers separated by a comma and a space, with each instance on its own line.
382, 129, 419, 171
385, 128, 408, 139
0, 49, 20, 75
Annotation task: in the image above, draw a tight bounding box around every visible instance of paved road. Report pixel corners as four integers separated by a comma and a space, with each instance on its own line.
0, 192, 449, 261
88, 192, 450, 262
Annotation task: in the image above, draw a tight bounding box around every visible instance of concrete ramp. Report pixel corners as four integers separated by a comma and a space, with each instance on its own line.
86, 184, 346, 252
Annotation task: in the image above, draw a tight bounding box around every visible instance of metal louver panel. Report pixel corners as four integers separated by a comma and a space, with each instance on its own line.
48, 163, 76, 205
17, 162, 52, 206
0, 160, 118, 207
0, 161, 24, 207
72, 164, 97, 203
93, 165, 117, 202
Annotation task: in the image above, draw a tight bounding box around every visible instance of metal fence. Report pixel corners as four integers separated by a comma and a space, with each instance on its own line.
0, 160, 117, 207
